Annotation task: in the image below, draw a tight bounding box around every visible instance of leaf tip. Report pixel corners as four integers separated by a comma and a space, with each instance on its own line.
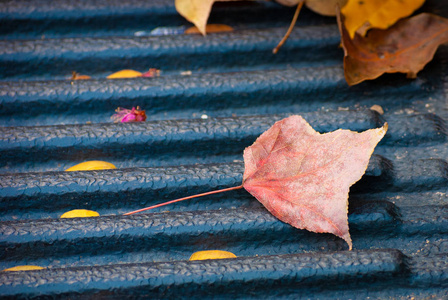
198, 26, 207, 36
174, 0, 210, 37
380, 122, 389, 136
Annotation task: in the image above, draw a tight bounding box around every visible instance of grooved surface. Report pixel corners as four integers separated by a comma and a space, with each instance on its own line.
0, 0, 447, 298
0, 250, 405, 298
0, 66, 432, 126
0, 26, 341, 80
0, 111, 384, 173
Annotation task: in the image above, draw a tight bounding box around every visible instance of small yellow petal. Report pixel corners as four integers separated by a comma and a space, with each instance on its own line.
60, 209, 100, 218
107, 69, 142, 79
65, 161, 116, 171
189, 250, 237, 261
3, 265, 44, 272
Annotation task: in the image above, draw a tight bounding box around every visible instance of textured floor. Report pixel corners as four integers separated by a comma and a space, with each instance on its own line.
0, 0, 447, 298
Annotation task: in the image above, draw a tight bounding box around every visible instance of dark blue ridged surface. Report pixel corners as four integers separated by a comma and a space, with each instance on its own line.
0, 0, 447, 298
0, 250, 407, 298
0, 65, 435, 126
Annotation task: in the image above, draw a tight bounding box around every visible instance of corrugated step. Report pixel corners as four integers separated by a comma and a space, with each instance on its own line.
1, 0, 448, 298
0, 64, 439, 126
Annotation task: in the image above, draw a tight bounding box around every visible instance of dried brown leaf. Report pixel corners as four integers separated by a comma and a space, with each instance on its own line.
337, 12, 448, 85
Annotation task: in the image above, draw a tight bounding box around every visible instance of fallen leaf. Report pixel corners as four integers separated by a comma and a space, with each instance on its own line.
71, 71, 91, 80
242, 115, 387, 249
124, 115, 387, 249
305, 0, 347, 16
2, 265, 44, 272
60, 209, 100, 218
175, 0, 243, 35
141, 68, 161, 78
65, 161, 117, 171
111, 107, 147, 123
338, 12, 448, 85
189, 250, 237, 260
341, 0, 425, 38
185, 24, 234, 34
107, 69, 142, 79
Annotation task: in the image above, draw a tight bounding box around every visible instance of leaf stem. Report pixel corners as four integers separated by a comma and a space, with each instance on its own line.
123, 185, 244, 215
272, 1, 304, 54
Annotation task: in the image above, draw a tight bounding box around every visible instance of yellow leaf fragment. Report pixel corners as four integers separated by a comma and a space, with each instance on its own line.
341, 0, 425, 38
107, 69, 142, 79
3, 265, 44, 272
60, 209, 100, 218
65, 161, 116, 171
175, 0, 242, 35
189, 250, 237, 261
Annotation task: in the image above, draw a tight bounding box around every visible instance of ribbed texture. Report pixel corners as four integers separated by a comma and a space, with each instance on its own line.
0, 250, 406, 298
0, 66, 431, 126
0, 0, 447, 298
0, 26, 341, 80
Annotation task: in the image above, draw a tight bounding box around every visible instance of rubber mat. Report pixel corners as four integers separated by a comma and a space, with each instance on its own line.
0, 0, 447, 298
